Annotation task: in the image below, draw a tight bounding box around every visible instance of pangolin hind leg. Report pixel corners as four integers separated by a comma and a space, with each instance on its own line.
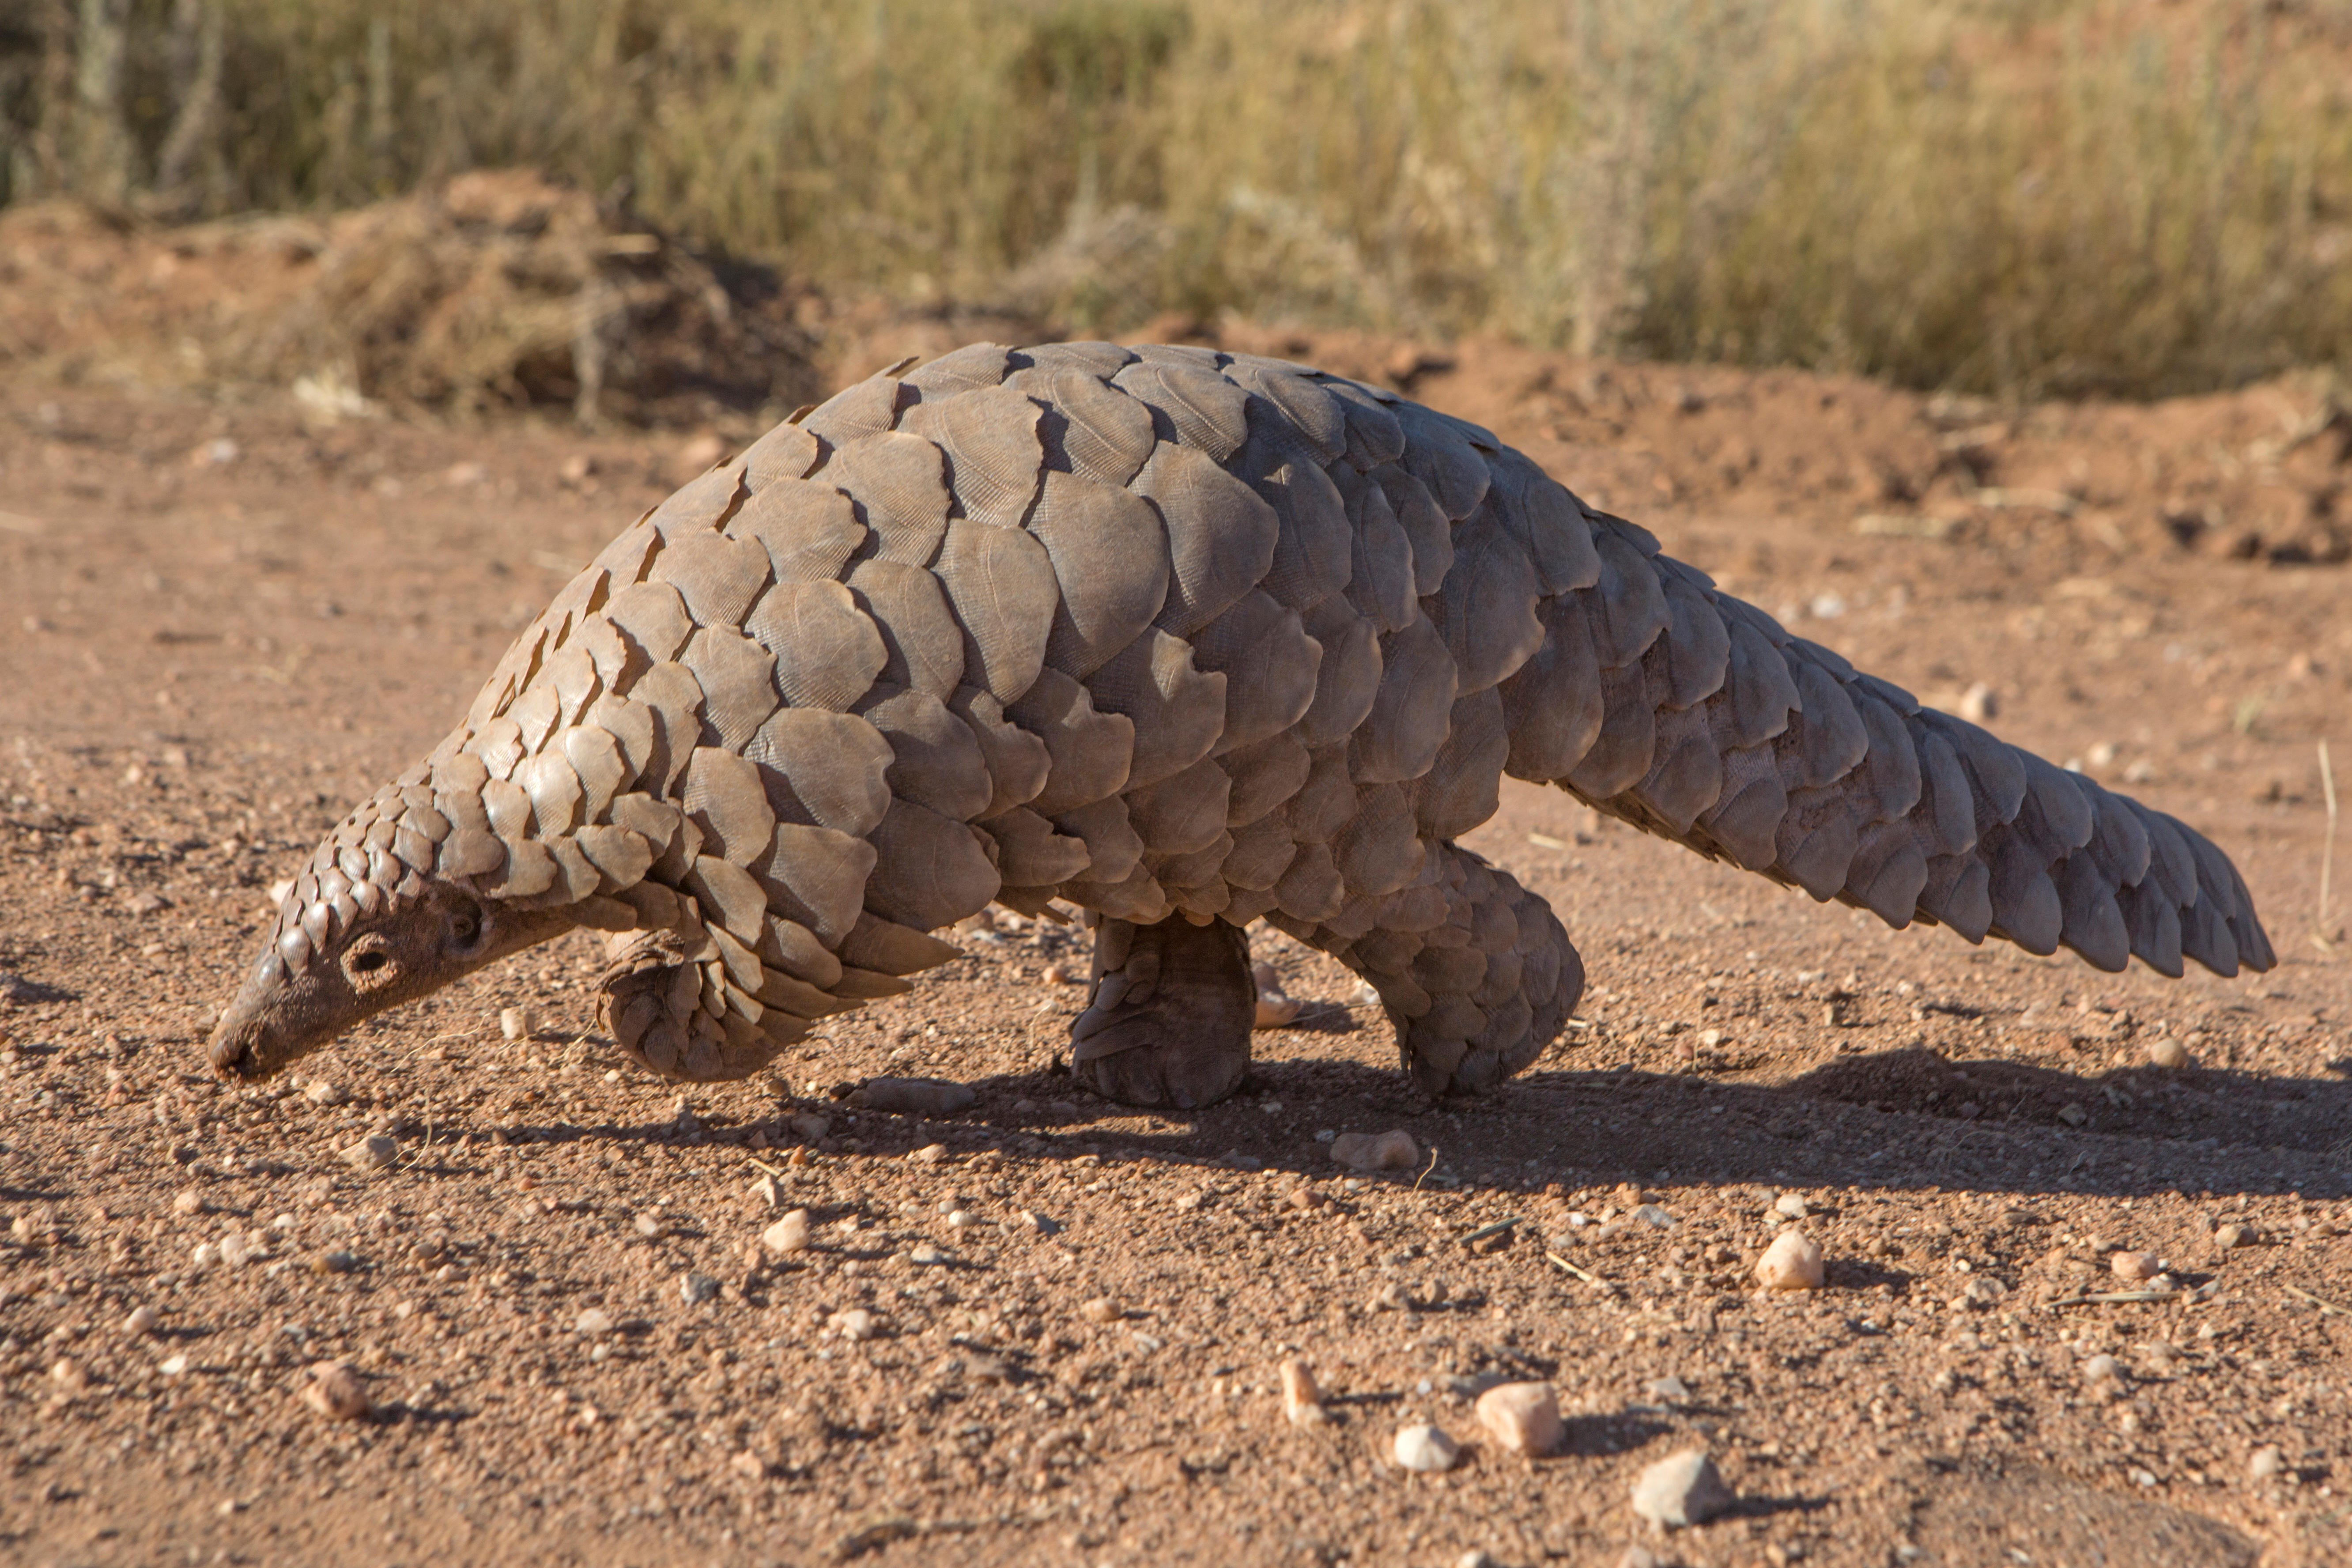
1273, 841, 1584, 1097
1072, 914, 1256, 1109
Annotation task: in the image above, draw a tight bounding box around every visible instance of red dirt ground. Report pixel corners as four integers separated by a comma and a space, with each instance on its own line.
1, 320, 2348, 1567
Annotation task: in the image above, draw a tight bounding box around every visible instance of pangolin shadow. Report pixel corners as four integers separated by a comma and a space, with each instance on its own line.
343, 1045, 2346, 1203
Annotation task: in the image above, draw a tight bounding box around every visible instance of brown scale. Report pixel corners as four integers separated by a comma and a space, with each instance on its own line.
207, 341, 2277, 1105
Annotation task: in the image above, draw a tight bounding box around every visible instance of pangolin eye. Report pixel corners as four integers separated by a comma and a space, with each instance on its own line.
351, 951, 390, 974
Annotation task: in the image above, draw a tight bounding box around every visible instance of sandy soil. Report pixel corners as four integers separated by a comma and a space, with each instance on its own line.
0, 329, 2348, 1568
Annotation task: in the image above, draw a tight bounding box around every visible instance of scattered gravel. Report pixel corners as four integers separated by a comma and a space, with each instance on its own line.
761, 1209, 811, 1253
1631, 1448, 1733, 1529
852, 1077, 977, 1115
301, 1361, 371, 1421
1755, 1229, 1824, 1291
1279, 1358, 1326, 1428
1329, 1129, 1418, 1171
341, 1133, 398, 1173
1475, 1381, 1563, 1456
1392, 1423, 1460, 1474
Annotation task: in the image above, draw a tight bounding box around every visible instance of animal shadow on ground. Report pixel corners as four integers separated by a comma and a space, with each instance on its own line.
400, 1038, 2352, 1205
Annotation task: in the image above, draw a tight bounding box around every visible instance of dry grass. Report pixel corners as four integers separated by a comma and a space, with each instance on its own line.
5, 0, 2352, 397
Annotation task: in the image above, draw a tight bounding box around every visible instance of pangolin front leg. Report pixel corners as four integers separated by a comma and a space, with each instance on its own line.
1071, 914, 1255, 1108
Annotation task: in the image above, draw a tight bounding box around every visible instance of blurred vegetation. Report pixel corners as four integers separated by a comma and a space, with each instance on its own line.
4, 0, 2352, 398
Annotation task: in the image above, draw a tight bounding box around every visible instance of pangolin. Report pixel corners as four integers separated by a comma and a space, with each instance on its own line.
206, 341, 2275, 1108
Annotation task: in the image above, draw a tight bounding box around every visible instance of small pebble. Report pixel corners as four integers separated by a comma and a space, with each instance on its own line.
49, 1358, 87, 1393
341, 1133, 398, 1174
749, 1172, 786, 1210
170, 1189, 205, 1216
218, 1231, 260, 1267
498, 1006, 534, 1041
788, 1112, 832, 1141
2110, 1251, 2162, 1283
2213, 1222, 2253, 1250
1080, 1297, 1122, 1324
1755, 1229, 1824, 1291
574, 1309, 615, 1335
1392, 1422, 1460, 1473
1773, 1193, 1808, 1220
124, 1305, 160, 1336
1616, 1550, 1662, 1568
1455, 1553, 1498, 1568
2083, 1353, 2125, 1383
1475, 1381, 1563, 1456
947, 1209, 975, 1229
761, 1210, 811, 1253
830, 1307, 880, 1342
302, 1360, 372, 1421
1369, 1281, 1409, 1312
2146, 1036, 2190, 1069
909, 1244, 949, 1266
302, 1080, 347, 1106
910, 1143, 949, 1164
1042, 962, 1079, 985
1631, 1448, 1733, 1529
1329, 1129, 1419, 1172
1025, 1211, 1062, 1236
853, 1077, 977, 1116
1254, 993, 1303, 1028
1646, 1375, 1691, 1402
2249, 1445, 2285, 1481
679, 1273, 721, 1305
1279, 1357, 1327, 1428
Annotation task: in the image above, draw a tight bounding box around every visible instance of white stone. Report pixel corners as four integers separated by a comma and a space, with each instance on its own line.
1280, 1358, 1326, 1428
1631, 1448, 1733, 1529
1755, 1229, 1824, 1291
1773, 1193, 1809, 1220
2083, 1353, 2124, 1383
1330, 1129, 1419, 1172
123, 1305, 159, 1335
830, 1307, 880, 1342
2146, 1036, 2190, 1069
302, 1360, 371, 1421
2249, 1445, 2286, 1481
1475, 1381, 1563, 1456
2110, 1251, 2162, 1283
499, 1006, 534, 1041
342, 1133, 398, 1173
1393, 1423, 1460, 1473
761, 1210, 811, 1254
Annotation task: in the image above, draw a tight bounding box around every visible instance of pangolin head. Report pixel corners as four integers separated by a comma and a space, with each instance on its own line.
207, 809, 573, 1081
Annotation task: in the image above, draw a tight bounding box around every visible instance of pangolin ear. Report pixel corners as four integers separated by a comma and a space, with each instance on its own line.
443, 893, 491, 959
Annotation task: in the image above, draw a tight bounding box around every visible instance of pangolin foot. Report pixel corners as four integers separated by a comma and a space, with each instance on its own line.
1071, 914, 1255, 1110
